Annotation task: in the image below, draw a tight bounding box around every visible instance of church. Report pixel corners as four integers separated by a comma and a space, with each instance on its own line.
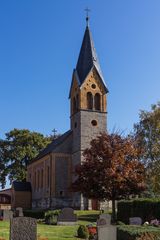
27, 17, 108, 210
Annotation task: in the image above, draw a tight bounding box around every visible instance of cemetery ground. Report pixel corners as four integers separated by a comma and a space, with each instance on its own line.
0, 210, 99, 240
1, 208, 160, 240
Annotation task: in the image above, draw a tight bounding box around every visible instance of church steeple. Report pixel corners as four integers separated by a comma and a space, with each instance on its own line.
76, 26, 107, 91
69, 20, 109, 117
70, 19, 108, 190
69, 22, 108, 99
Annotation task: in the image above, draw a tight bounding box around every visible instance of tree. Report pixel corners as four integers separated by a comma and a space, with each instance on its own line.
72, 132, 145, 222
134, 102, 160, 195
0, 128, 51, 187
0, 140, 8, 188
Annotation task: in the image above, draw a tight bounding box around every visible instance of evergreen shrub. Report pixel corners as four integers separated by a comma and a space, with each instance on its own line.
44, 210, 61, 225
117, 198, 160, 224
23, 209, 45, 219
77, 225, 89, 239
117, 225, 160, 240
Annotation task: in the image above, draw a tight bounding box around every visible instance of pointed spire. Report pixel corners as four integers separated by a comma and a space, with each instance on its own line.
76, 21, 108, 93
85, 7, 90, 27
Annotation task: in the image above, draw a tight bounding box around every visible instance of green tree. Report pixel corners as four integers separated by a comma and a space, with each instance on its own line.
0, 128, 51, 187
134, 102, 160, 195
72, 132, 145, 222
0, 140, 9, 188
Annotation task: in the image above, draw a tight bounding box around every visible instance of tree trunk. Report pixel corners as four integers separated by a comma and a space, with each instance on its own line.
112, 199, 116, 223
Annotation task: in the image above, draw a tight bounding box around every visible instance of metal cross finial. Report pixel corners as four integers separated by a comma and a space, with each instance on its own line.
52, 128, 57, 138
85, 7, 91, 26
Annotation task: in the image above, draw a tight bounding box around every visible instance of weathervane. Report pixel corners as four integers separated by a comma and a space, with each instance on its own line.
85, 7, 91, 26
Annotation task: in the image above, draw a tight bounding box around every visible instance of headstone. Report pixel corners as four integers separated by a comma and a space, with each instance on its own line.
97, 213, 111, 226
16, 207, 24, 217
129, 217, 142, 225
97, 218, 107, 226
0, 210, 3, 220
3, 210, 13, 221
13, 210, 19, 218
57, 208, 77, 225
97, 225, 117, 240
97, 213, 116, 240
10, 217, 37, 240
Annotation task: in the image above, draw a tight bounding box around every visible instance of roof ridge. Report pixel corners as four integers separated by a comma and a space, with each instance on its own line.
29, 130, 72, 164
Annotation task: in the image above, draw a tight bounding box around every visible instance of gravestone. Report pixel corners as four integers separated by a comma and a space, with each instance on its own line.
97, 218, 107, 226
97, 213, 111, 226
10, 217, 37, 240
97, 213, 116, 240
129, 217, 142, 225
98, 225, 117, 240
16, 207, 24, 217
3, 210, 13, 221
0, 210, 3, 220
57, 208, 77, 225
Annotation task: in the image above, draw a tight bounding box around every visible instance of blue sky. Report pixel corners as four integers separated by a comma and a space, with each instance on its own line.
0, 0, 160, 139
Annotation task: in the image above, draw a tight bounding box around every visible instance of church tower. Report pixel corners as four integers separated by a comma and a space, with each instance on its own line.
69, 18, 108, 169
27, 16, 109, 210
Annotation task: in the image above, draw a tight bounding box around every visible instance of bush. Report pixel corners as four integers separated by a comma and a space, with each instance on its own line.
77, 225, 89, 239
117, 225, 160, 240
44, 210, 61, 225
117, 198, 160, 224
23, 210, 45, 219
117, 221, 126, 225
136, 232, 159, 240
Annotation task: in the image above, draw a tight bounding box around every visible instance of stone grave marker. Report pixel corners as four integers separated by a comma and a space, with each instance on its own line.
0, 210, 3, 220
16, 207, 24, 217
57, 208, 77, 225
97, 213, 116, 240
129, 217, 142, 225
97, 218, 107, 226
3, 210, 13, 221
97, 225, 117, 240
10, 217, 37, 240
97, 213, 111, 226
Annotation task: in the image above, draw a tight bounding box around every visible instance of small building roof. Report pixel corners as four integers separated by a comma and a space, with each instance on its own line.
0, 188, 11, 196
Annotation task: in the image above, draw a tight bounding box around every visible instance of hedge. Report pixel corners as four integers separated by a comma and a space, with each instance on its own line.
117, 198, 160, 224
23, 209, 45, 219
117, 225, 160, 240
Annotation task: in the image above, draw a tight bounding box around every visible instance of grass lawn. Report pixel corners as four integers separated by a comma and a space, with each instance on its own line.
0, 210, 100, 240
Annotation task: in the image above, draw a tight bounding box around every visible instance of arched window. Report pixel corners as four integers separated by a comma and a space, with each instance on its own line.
38, 170, 40, 190
47, 166, 50, 188
87, 92, 93, 110
95, 93, 101, 111
76, 94, 79, 111
73, 97, 76, 114
41, 169, 43, 189
34, 171, 37, 191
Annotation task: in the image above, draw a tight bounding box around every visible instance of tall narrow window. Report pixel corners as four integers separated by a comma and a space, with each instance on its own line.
95, 93, 101, 110
87, 92, 93, 110
41, 169, 43, 189
73, 97, 76, 114
34, 171, 37, 191
38, 170, 40, 190
47, 166, 50, 188
76, 94, 79, 111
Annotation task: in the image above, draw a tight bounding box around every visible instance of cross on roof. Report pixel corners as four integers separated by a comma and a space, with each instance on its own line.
52, 128, 57, 138
85, 8, 91, 25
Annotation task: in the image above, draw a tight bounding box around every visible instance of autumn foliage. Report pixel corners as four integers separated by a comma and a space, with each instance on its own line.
73, 132, 145, 221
